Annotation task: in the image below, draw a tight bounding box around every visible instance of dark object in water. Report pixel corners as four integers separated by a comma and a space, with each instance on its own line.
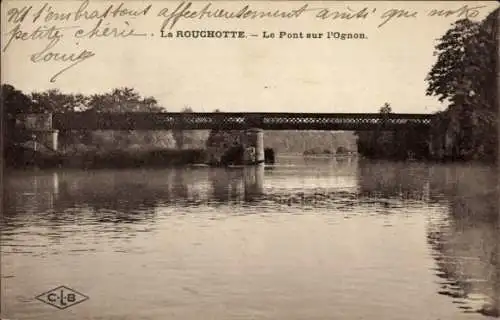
265, 148, 275, 164
211, 146, 275, 166
303, 148, 332, 156
220, 145, 244, 166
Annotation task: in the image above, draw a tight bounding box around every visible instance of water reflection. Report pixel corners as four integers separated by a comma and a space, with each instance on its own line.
210, 169, 243, 203
1, 161, 498, 318
2, 162, 493, 218
426, 165, 499, 317
357, 160, 431, 202
244, 165, 265, 202
2, 167, 267, 222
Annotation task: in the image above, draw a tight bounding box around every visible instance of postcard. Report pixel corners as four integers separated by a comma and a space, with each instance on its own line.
1, 1, 499, 319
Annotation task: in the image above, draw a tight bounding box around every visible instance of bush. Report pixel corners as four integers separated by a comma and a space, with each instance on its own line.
5, 147, 209, 169
303, 148, 331, 156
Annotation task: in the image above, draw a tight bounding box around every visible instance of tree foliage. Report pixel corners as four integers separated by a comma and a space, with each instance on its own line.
81, 87, 170, 150
426, 9, 498, 161
357, 9, 498, 162
2, 84, 34, 114
31, 89, 89, 113
2, 84, 34, 149
356, 103, 395, 158
356, 103, 430, 160
86, 87, 163, 113
2, 85, 176, 152
379, 102, 392, 114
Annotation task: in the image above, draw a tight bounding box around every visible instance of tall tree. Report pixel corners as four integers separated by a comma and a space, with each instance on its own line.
379, 102, 392, 114
2, 84, 34, 149
426, 9, 498, 161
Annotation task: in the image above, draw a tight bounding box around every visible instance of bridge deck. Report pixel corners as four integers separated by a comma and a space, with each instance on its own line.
22, 112, 434, 131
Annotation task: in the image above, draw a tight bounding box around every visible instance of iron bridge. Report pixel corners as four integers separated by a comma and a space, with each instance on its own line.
31, 112, 434, 131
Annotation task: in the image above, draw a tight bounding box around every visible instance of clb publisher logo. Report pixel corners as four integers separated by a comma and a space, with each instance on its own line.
35, 285, 89, 309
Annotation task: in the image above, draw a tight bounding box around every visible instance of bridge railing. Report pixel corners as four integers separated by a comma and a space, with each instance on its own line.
261, 114, 432, 130
17, 112, 433, 131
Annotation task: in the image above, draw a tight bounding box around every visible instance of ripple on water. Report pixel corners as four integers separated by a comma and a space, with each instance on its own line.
1, 163, 498, 320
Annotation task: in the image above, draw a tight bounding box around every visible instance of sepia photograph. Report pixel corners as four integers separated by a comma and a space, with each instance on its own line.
1, 1, 499, 319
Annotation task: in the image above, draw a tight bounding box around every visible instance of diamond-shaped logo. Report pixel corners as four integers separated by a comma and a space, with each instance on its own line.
35, 285, 89, 309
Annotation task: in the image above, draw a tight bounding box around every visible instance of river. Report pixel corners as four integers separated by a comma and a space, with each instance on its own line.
1, 157, 498, 320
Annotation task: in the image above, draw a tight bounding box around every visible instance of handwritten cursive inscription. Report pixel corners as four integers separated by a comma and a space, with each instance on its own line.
378, 8, 417, 28
74, 20, 147, 38
32, 0, 152, 23
30, 38, 96, 83
3, 24, 72, 52
314, 6, 372, 20
3, 1, 149, 82
157, 2, 311, 31
2, 0, 494, 83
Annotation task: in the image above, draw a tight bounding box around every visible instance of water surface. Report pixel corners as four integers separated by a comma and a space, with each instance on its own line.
1, 157, 498, 320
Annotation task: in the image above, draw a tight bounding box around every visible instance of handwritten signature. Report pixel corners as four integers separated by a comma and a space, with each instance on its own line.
31, 39, 95, 83
2, 23, 95, 83
4, 0, 150, 82
3, 18, 147, 82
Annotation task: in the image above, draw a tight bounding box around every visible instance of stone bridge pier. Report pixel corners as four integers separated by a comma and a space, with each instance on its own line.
243, 165, 264, 200
243, 128, 265, 165
18, 113, 59, 151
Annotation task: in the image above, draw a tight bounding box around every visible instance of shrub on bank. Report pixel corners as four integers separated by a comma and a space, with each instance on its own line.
70, 149, 209, 168
5, 146, 209, 169
264, 148, 275, 164
303, 148, 332, 156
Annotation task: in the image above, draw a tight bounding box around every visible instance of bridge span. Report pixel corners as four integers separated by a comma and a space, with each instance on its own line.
18, 112, 435, 164
47, 112, 433, 131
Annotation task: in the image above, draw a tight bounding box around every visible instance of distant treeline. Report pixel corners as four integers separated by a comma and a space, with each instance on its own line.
357, 9, 498, 162
266, 131, 357, 155
2, 85, 211, 153
355, 103, 431, 160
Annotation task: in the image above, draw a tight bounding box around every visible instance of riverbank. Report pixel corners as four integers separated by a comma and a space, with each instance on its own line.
4, 146, 209, 169
4, 145, 277, 169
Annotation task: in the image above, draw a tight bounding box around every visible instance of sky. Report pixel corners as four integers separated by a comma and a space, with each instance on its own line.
1, 0, 498, 114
